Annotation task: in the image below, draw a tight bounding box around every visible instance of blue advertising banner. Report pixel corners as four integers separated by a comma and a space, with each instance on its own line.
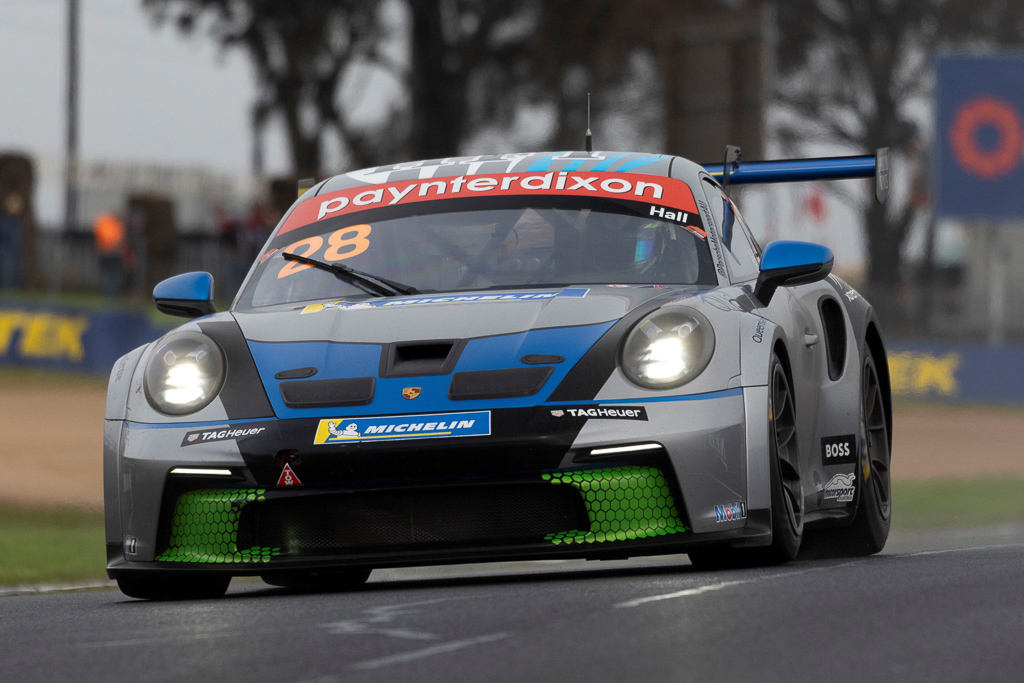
887, 341, 1024, 405
0, 299, 168, 376
935, 54, 1024, 219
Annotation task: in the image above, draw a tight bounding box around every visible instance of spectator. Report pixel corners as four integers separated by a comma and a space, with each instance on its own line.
94, 211, 126, 297
0, 194, 24, 289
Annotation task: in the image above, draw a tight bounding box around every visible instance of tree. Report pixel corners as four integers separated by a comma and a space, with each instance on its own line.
143, 0, 395, 177
773, 0, 1024, 311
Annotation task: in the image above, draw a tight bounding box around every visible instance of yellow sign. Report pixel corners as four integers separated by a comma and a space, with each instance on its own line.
887, 351, 960, 397
0, 310, 90, 362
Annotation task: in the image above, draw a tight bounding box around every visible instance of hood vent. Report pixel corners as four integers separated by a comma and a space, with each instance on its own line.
280, 377, 376, 409
381, 340, 464, 377
448, 366, 555, 401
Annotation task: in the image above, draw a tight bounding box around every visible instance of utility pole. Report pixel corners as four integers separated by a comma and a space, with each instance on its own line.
60, 0, 80, 293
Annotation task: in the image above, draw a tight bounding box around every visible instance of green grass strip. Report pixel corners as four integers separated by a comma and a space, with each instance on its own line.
892, 476, 1024, 531
0, 505, 107, 586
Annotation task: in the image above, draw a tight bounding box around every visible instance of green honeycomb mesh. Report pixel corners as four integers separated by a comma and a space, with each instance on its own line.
542, 466, 687, 544
156, 488, 282, 563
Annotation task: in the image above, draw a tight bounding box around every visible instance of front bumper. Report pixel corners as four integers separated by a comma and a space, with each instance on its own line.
105, 389, 770, 576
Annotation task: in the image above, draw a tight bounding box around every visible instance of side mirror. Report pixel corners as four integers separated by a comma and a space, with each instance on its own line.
153, 272, 216, 319
754, 241, 834, 306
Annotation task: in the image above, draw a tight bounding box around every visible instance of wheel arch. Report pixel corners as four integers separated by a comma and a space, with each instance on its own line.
864, 319, 893, 451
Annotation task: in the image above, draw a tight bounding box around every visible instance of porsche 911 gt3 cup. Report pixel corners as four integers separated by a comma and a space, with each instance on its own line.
104, 149, 893, 599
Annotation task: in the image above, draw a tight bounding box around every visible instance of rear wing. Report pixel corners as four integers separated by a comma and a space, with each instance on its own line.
703, 148, 889, 204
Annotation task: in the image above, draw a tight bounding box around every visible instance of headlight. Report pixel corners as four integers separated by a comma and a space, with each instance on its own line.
620, 307, 715, 389
144, 331, 226, 415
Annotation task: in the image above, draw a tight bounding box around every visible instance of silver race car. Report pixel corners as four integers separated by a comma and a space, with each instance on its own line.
104, 149, 893, 599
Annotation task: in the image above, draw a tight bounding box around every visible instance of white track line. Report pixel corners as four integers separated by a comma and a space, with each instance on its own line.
349, 632, 511, 671
0, 580, 115, 597
615, 580, 749, 608
614, 563, 863, 609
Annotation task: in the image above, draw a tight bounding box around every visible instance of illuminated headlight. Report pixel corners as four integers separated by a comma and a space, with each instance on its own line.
620, 307, 715, 389
144, 331, 225, 415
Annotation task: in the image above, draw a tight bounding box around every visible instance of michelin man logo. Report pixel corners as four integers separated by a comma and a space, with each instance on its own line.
327, 422, 361, 439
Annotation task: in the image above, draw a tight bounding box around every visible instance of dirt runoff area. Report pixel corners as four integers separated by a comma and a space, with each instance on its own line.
1, 373, 1023, 509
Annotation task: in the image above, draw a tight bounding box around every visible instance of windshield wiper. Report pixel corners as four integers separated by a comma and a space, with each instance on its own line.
282, 252, 418, 296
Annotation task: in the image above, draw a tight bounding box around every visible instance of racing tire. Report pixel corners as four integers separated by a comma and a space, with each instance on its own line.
689, 353, 803, 569
116, 572, 231, 601
808, 352, 891, 557
261, 567, 372, 592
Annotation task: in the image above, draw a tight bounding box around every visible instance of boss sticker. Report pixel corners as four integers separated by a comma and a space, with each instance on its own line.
821, 434, 857, 465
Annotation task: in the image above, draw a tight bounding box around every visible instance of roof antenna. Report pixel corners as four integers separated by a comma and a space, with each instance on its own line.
585, 93, 593, 153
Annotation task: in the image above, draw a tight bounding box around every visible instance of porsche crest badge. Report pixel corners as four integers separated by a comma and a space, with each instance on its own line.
402, 387, 422, 400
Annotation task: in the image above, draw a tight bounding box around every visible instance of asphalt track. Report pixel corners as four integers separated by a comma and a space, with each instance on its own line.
4, 535, 1024, 683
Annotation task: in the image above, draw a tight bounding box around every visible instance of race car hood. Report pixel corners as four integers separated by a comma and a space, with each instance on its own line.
232, 285, 700, 419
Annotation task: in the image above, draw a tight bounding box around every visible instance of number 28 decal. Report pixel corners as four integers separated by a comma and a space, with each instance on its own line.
277, 224, 372, 279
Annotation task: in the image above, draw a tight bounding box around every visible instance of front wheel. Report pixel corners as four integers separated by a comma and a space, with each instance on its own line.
116, 572, 231, 600
689, 352, 803, 569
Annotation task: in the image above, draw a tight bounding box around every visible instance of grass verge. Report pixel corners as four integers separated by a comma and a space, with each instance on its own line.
891, 476, 1024, 531
0, 505, 107, 586
2, 476, 1023, 585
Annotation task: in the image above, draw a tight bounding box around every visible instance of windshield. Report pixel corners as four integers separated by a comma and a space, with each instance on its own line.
236, 194, 716, 310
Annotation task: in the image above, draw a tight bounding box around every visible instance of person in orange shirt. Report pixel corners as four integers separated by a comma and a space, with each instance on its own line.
94, 211, 125, 297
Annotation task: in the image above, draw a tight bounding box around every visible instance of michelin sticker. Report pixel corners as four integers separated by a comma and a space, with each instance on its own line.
314, 411, 490, 444
714, 501, 747, 523
547, 405, 648, 421
181, 425, 268, 447
823, 473, 856, 503
302, 288, 589, 314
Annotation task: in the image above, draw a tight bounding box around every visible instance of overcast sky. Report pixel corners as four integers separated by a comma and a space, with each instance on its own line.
0, 0, 289, 175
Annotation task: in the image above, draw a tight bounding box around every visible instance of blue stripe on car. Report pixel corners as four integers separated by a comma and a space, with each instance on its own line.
246, 321, 616, 419
591, 153, 631, 171
527, 152, 565, 172
615, 154, 670, 173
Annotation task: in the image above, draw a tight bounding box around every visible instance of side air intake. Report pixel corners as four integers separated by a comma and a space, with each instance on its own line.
819, 297, 847, 381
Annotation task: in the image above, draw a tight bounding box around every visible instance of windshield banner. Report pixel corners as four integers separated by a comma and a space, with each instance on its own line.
279, 172, 700, 236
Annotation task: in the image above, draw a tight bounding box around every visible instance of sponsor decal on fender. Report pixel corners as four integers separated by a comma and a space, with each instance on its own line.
821, 434, 857, 465
823, 473, 856, 503
313, 411, 490, 444
714, 501, 747, 523
181, 425, 268, 447
547, 405, 649, 421
753, 317, 767, 343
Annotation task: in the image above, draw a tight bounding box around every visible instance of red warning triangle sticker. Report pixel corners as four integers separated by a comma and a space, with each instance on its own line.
276, 463, 303, 487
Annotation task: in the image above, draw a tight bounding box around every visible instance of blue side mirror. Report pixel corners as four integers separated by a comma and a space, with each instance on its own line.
153, 272, 216, 319
754, 241, 834, 306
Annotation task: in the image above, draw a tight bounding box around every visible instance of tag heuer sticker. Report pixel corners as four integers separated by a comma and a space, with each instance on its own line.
821, 434, 857, 465
181, 425, 268, 447
823, 473, 856, 503
546, 406, 648, 421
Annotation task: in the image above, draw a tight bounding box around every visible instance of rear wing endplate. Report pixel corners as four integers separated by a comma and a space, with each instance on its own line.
703, 148, 889, 204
